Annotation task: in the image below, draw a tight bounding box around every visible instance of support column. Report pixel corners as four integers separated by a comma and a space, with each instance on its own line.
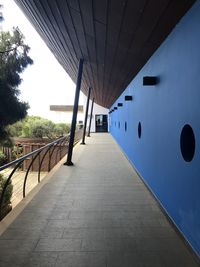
64, 58, 84, 166
87, 97, 94, 137
81, 87, 91, 145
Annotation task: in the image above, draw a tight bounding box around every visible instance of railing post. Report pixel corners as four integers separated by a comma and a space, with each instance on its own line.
87, 97, 94, 137
64, 58, 84, 166
81, 87, 91, 145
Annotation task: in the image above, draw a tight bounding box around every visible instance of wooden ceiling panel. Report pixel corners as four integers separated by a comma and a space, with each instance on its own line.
129, 1, 170, 53
15, 0, 196, 108
121, 0, 147, 35
79, 0, 94, 37
85, 35, 96, 63
70, 9, 88, 59
93, 0, 108, 24
68, 0, 80, 12
95, 21, 106, 63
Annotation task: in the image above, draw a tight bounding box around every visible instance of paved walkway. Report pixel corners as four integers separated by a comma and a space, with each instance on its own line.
0, 133, 198, 267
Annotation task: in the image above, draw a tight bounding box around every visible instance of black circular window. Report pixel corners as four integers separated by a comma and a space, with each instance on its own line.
138, 122, 142, 138
180, 124, 195, 162
125, 122, 127, 132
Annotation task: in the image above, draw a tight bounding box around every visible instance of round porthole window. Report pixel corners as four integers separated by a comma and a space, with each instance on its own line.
138, 122, 141, 138
180, 124, 195, 162
125, 122, 127, 132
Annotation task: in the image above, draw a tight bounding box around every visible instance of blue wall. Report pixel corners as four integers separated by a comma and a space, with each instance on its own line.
110, 1, 200, 257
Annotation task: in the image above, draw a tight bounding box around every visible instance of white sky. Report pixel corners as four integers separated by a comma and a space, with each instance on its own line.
1, 0, 84, 121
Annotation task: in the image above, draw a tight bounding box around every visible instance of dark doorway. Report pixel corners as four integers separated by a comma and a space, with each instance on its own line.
95, 114, 108, 132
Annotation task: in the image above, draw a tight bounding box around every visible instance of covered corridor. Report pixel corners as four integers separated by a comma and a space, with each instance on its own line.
0, 133, 198, 267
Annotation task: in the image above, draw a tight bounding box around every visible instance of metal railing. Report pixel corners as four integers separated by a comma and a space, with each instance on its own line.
0, 130, 82, 220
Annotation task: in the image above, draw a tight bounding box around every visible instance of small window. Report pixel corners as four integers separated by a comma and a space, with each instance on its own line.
125, 122, 127, 132
118, 121, 120, 129
138, 122, 141, 138
180, 124, 195, 162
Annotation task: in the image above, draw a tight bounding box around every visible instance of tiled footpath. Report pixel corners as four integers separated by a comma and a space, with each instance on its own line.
0, 133, 199, 267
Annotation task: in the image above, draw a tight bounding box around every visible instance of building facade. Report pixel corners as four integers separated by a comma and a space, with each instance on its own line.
15, 0, 200, 258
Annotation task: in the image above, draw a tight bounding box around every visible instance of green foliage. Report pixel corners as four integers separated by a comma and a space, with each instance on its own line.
54, 123, 70, 137
31, 119, 55, 139
0, 151, 6, 166
7, 120, 23, 137
0, 173, 13, 207
12, 145, 23, 159
8, 116, 70, 139
0, 27, 33, 142
0, 136, 14, 148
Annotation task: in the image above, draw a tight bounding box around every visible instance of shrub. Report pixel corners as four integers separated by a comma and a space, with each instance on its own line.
0, 151, 6, 166
0, 173, 13, 220
31, 120, 55, 139
7, 115, 71, 140
54, 123, 70, 137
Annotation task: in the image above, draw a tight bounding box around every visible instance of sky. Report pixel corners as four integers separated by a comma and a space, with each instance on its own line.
1, 0, 84, 121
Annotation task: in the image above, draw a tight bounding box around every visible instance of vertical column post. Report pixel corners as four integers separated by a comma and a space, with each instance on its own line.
64, 58, 84, 166
81, 87, 91, 145
87, 97, 94, 137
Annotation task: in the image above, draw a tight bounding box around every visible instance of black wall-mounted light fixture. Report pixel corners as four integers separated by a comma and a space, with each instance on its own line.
143, 76, 158, 86
125, 95, 133, 101
114, 107, 118, 110
117, 103, 123, 107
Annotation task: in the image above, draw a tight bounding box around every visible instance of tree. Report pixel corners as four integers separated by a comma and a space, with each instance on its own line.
7, 116, 70, 140
6, 120, 23, 137
0, 27, 33, 142
54, 123, 70, 137
31, 119, 55, 139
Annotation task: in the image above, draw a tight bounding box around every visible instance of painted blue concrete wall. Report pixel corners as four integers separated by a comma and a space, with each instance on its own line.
110, 1, 200, 257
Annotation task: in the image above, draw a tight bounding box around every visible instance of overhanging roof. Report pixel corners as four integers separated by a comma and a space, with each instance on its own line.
15, 0, 195, 108
50, 105, 83, 112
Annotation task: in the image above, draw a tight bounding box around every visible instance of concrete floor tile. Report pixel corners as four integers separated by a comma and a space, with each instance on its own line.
81, 238, 106, 251
23, 252, 58, 267
46, 219, 69, 228
106, 252, 141, 267
68, 210, 103, 220
104, 227, 141, 239
40, 227, 64, 238
0, 252, 28, 267
35, 238, 82, 252
158, 250, 199, 267
106, 238, 137, 251
55, 252, 106, 267
0, 227, 42, 240
48, 211, 70, 220
0, 239, 38, 252
63, 228, 105, 239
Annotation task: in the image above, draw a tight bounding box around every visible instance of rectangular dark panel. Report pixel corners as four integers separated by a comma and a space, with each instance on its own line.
125, 95, 133, 101
143, 76, 158, 85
